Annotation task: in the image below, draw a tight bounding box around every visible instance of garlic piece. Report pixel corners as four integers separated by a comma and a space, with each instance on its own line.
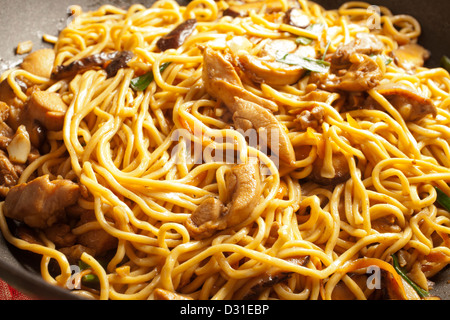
7, 125, 31, 164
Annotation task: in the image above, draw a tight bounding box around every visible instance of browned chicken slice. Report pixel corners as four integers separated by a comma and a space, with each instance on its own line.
202, 47, 295, 164
331, 33, 384, 72
311, 53, 383, 92
393, 43, 430, 72
202, 47, 278, 112
59, 245, 96, 265
233, 97, 295, 164
0, 149, 24, 197
0, 120, 14, 150
310, 33, 384, 92
184, 197, 226, 240
373, 83, 437, 121
44, 223, 77, 248
3, 175, 80, 229
27, 90, 68, 131
185, 158, 261, 240
20, 49, 55, 79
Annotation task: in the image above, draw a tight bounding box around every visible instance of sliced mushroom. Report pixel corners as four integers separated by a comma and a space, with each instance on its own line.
185, 158, 262, 240
393, 43, 430, 72
52, 51, 133, 80
27, 90, 68, 131
237, 39, 316, 86
374, 83, 437, 121
21, 49, 55, 79
233, 256, 309, 299
156, 19, 197, 51
310, 152, 350, 186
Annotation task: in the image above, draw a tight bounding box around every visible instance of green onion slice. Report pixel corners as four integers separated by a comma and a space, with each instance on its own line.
392, 254, 430, 298
130, 62, 171, 91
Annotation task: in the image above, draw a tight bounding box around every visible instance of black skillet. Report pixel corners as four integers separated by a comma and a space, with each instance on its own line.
0, 0, 449, 300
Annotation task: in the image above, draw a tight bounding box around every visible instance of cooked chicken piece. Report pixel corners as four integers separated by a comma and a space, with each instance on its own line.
59, 244, 96, 265
153, 288, 193, 300
224, 157, 261, 226
186, 158, 262, 240
202, 47, 295, 163
310, 33, 384, 92
331, 33, 384, 72
311, 53, 383, 92
44, 223, 77, 248
373, 83, 437, 121
3, 175, 80, 229
294, 105, 325, 131
76, 210, 118, 255
393, 43, 430, 72
0, 101, 9, 122
185, 197, 226, 240
77, 229, 118, 256
0, 150, 24, 198
202, 47, 278, 112
0, 78, 26, 111
0, 120, 14, 149
232, 98, 296, 164
27, 90, 68, 131
310, 151, 350, 186
20, 49, 55, 79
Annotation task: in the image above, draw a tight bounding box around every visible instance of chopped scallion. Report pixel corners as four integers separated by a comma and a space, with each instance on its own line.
434, 186, 450, 212
130, 62, 171, 91
296, 37, 313, 45
392, 254, 430, 298
276, 52, 330, 73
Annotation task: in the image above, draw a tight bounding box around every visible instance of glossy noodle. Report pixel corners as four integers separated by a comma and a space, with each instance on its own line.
0, 0, 449, 300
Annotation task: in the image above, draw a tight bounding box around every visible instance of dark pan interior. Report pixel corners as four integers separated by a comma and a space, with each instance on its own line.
0, 0, 449, 300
